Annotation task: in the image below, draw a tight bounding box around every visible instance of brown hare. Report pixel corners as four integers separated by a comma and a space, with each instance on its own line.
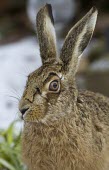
19, 4, 109, 170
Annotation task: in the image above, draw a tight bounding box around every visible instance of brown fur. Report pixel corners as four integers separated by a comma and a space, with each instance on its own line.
36, 4, 57, 64
19, 4, 109, 170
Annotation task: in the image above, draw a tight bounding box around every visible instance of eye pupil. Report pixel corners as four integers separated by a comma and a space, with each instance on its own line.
53, 82, 57, 88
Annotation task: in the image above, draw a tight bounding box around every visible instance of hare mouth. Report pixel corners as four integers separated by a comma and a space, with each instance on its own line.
22, 109, 46, 124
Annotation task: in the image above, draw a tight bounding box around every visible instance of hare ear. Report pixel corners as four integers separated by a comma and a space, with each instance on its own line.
60, 7, 98, 75
36, 4, 57, 64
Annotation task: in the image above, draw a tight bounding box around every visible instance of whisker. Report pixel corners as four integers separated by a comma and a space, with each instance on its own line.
21, 63, 32, 75
16, 72, 28, 78
10, 87, 21, 99
17, 111, 23, 120
13, 110, 21, 123
6, 95, 20, 101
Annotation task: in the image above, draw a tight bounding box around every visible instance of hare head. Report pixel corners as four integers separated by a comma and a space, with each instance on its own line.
19, 4, 98, 124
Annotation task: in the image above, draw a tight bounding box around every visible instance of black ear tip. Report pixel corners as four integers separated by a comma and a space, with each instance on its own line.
45, 3, 54, 25
45, 3, 52, 9
91, 6, 98, 14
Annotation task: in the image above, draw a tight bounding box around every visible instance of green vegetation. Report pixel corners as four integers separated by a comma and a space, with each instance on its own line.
0, 121, 26, 170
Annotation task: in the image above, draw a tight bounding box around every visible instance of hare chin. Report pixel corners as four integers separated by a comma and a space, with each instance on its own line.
23, 113, 63, 125
23, 112, 47, 125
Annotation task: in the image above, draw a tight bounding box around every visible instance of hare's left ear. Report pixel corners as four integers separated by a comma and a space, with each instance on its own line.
36, 4, 57, 64
60, 7, 98, 75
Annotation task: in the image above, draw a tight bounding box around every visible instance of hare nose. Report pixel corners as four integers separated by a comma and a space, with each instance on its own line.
20, 108, 29, 116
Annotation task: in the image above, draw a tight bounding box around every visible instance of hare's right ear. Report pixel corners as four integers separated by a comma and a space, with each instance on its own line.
36, 4, 57, 64
60, 7, 98, 76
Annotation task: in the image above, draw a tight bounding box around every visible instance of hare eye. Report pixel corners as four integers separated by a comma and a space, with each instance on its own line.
49, 80, 59, 91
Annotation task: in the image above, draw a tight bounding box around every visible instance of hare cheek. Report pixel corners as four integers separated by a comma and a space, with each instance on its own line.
24, 106, 45, 122
24, 95, 47, 122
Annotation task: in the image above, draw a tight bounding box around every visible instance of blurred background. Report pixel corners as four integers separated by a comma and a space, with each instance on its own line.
0, 0, 109, 169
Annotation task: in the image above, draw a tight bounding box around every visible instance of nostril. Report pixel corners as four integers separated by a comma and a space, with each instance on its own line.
20, 108, 29, 116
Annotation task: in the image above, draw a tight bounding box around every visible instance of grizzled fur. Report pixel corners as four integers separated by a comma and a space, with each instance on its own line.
19, 4, 109, 170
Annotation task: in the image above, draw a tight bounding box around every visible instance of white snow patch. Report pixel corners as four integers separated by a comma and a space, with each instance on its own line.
0, 36, 41, 129
89, 58, 109, 71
